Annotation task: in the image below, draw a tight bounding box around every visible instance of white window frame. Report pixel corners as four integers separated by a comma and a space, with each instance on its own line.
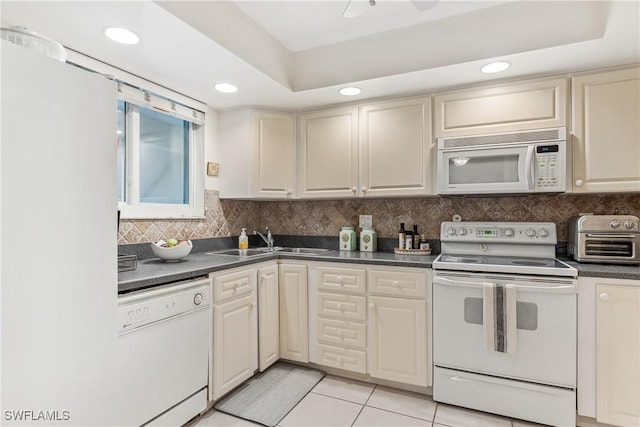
117, 88, 205, 219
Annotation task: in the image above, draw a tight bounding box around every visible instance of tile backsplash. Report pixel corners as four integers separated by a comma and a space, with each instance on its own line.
119, 191, 639, 244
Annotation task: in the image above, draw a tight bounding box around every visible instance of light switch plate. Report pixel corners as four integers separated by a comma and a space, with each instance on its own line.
207, 162, 219, 176
359, 215, 372, 228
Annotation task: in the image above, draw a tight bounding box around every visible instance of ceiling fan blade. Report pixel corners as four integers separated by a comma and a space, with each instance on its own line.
343, 0, 368, 18
410, 0, 439, 12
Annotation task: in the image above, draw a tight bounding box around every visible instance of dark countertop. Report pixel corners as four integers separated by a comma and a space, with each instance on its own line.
118, 249, 639, 294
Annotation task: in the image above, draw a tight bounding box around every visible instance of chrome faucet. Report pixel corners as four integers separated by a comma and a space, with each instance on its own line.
254, 227, 274, 251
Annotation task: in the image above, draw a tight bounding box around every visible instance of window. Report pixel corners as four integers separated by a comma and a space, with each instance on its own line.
117, 84, 205, 219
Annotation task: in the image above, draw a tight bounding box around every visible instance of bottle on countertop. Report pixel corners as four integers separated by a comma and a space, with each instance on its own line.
413, 225, 420, 249
398, 223, 406, 249
405, 229, 414, 250
239, 228, 249, 249
419, 234, 430, 250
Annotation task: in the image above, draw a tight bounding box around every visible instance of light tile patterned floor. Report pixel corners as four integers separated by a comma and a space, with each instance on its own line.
191, 375, 549, 427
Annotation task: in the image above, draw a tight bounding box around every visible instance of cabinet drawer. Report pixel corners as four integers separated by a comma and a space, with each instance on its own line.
316, 266, 366, 294
368, 269, 427, 298
316, 344, 366, 373
211, 269, 256, 304
317, 317, 366, 349
317, 292, 367, 321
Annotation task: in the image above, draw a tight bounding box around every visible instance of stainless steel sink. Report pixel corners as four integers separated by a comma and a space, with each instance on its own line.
207, 248, 271, 257
277, 247, 330, 254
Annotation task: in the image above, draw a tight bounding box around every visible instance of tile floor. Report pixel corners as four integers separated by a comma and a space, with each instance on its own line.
191, 375, 545, 427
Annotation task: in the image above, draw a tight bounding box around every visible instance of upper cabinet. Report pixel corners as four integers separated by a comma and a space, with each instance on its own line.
219, 109, 295, 199
434, 78, 568, 137
298, 97, 433, 199
571, 67, 640, 193
359, 97, 432, 197
298, 106, 359, 198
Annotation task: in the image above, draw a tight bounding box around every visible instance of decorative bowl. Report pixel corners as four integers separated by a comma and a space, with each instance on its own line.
150, 240, 192, 262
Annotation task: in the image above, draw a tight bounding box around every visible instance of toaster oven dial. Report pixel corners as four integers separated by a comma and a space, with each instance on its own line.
538, 228, 550, 237
624, 220, 636, 230
609, 219, 620, 229
525, 228, 537, 237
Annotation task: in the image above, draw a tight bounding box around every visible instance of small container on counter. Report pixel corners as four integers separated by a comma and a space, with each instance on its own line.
419, 234, 430, 250
339, 226, 357, 251
360, 226, 377, 252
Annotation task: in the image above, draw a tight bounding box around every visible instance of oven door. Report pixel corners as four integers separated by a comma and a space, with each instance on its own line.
433, 271, 576, 387
437, 145, 534, 195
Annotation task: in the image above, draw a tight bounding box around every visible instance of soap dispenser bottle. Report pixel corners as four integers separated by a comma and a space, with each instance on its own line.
239, 228, 249, 250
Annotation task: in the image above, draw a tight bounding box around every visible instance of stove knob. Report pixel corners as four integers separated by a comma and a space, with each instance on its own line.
457, 228, 467, 236
624, 220, 636, 230
609, 219, 620, 229
504, 228, 515, 237
526, 228, 537, 237
538, 228, 550, 237
447, 227, 457, 236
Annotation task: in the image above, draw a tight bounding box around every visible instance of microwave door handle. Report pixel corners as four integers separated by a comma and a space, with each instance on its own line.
524, 146, 534, 190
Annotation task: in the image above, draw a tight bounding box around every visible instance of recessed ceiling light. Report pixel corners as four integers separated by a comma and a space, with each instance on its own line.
104, 27, 140, 45
481, 61, 511, 74
215, 83, 238, 93
339, 87, 361, 96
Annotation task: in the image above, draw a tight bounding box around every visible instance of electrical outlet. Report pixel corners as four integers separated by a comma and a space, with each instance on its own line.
207, 162, 219, 176
359, 214, 372, 228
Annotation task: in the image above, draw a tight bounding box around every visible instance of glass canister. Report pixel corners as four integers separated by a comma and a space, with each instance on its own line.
360, 226, 377, 252
339, 226, 357, 251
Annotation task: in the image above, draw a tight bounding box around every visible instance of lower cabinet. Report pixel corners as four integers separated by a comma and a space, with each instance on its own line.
210, 267, 258, 401
279, 263, 309, 363
578, 277, 640, 427
258, 263, 279, 371
309, 263, 431, 388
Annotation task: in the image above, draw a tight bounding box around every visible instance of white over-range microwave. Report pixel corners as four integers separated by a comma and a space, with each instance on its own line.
437, 127, 567, 195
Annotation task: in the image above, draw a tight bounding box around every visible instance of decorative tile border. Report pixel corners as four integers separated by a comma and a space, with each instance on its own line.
118, 191, 639, 244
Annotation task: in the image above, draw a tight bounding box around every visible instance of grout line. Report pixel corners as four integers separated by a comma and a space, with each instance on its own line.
349, 403, 366, 427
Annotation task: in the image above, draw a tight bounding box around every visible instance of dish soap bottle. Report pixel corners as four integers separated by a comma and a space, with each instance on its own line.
239, 228, 249, 250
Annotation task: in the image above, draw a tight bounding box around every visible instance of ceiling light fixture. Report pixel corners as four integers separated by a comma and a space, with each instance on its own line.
215, 83, 238, 93
104, 27, 139, 45
481, 61, 511, 74
339, 87, 361, 96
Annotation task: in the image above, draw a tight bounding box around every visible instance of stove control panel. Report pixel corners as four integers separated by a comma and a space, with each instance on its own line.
442, 221, 557, 244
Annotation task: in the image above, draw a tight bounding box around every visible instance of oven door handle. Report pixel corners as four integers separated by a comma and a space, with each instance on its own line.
433, 275, 576, 294
584, 233, 637, 239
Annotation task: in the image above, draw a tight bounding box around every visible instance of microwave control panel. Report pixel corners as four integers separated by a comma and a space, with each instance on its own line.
535, 144, 563, 190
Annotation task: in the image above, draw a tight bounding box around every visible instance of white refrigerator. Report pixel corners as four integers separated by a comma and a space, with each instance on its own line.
1, 41, 119, 426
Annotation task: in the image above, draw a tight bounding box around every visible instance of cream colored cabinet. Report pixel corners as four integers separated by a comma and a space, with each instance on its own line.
219, 109, 295, 199
278, 263, 309, 362
209, 267, 258, 401
572, 67, 640, 193
596, 283, 640, 426
358, 97, 432, 197
368, 268, 429, 387
298, 106, 359, 198
434, 77, 568, 137
578, 277, 640, 426
258, 263, 279, 371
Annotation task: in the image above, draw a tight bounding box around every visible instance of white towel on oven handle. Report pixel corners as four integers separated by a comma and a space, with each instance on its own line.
482, 282, 518, 354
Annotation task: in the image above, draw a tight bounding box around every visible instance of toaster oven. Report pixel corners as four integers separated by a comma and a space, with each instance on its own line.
567, 215, 640, 265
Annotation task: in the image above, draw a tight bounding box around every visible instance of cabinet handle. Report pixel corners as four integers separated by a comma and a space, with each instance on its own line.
351, 187, 357, 193
599, 293, 609, 302
361, 186, 367, 193
262, 274, 268, 281
575, 179, 584, 187
337, 303, 344, 311
286, 189, 293, 195
392, 280, 400, 288
336, 276, 343, 284
369, 303, 375, 310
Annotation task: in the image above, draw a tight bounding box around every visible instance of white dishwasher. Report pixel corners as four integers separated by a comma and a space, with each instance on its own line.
117, 277, 211, 427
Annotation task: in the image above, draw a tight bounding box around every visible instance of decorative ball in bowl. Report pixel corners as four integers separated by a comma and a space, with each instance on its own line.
151, 239, 192, 262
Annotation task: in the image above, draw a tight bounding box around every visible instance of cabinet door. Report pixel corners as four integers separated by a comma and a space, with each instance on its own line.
253, 112, 296, 198
279, 264, 309, 362
258, 264, 279, 371
212, 293, 258, 400
596, 284, 640, 426
434, 78, 567, 137
359, 97, 432, 197
368, 296, 427, 387
298, 107, 359, 198
572, 68, 640, 193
